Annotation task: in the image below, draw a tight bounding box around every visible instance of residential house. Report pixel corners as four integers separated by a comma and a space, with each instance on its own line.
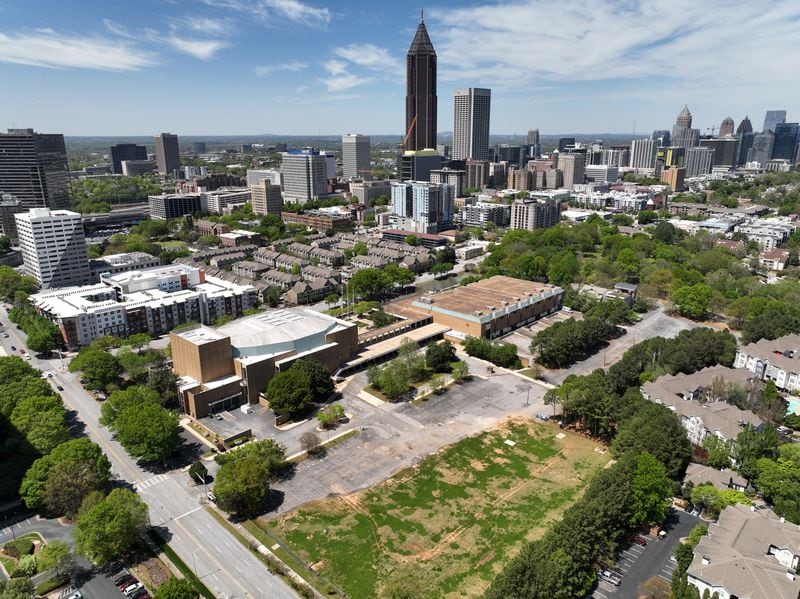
285, 279, 337, 305
682, 463, 747, 492
759, 248, 791, 271
735, 334, 800, 392
232, 261, 271, 279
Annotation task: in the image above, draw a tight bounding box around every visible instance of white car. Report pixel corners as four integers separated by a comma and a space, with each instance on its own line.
68, 592, 83, 599
123, 582, 143, 596
206, 491, 217, 502
24, 354, 31, 360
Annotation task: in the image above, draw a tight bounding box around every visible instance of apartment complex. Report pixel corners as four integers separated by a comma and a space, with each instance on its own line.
390, 181, 454, 234
88, 251, 160, 281
735, 334, 800, 392
452, 88, 491, 161
0, 128, 70, 210
509, 197, 561, 231
31, 263, 257, 348
341, 134, 370, 179
15, 208, 91, 289
687, 504, 800, 599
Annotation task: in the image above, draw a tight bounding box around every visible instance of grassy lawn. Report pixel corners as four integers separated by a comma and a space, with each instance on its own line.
156, 240, 188, 250
266, 418, 610, 599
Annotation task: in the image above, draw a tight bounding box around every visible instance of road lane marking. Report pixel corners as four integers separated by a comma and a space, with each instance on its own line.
174, 507, 202, 520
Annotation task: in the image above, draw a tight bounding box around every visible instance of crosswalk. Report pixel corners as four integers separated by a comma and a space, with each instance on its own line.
134, 473, 169, 491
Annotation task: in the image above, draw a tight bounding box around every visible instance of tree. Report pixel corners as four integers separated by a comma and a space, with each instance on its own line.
289, 358, 333, 401
147, 365, 180, 406
353, 241, 368, 256
451, 360, 469, 382
690, 484, 749, 518
114, 402, 180, 464
701, 436, 731, 469
44, 459, 105, 518
265, 368, 313, 416
38, 541, 71, 577
638, 210, 658, 224
0, 577, 34, 599
671, 284, 713, 320
631, 452, 672, 527
188, 461, 208, 485
125, 333, 151, 351
69, 347, 122, 390
431, 262, 453, 279
733, 424, 781, 482
101, 385, 160, 427
425, 341, 456, 373
154, 578, 198, 599
612, 402, 692, 478
24, 318, 62, 354
214, 439, 287, 473
214, 455, 270, 516
348, 268, 390, 300
10, 395, 69, 455
404, 235, 418, 246
299, 432, 322, 455
74, 488, 149, 566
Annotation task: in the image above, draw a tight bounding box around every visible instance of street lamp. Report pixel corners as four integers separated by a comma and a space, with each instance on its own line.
192, 547, 202, 576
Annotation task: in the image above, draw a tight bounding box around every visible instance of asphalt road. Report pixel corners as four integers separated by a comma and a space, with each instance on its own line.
0, 307, 297, 599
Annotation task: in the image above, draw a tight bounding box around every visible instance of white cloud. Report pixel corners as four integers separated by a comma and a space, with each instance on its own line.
201, 0, 331, 28
184, 16, 234, 36
323, 74, 371, 92
164, 35, 228, 60
253, 60, 308, 76
334, 44, 402, 75
0, 30, 157, 71
323, 60, 348, 76
429, 0, 800, 96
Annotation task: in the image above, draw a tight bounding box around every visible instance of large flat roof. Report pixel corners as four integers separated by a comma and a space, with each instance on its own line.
411, 275, 561, 322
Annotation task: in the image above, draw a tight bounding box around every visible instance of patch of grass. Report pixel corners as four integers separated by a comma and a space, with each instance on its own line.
146, 530, 215, 599
268, 419, 610, 599
156, 240, 187, 250
35, 574, 69, 595
518, 368, 542, 380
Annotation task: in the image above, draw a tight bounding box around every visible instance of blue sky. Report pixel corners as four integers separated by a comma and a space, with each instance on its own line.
1, 0, 799, 137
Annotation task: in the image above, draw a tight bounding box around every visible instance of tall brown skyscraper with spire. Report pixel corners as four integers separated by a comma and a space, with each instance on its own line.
405, 11, 437, 151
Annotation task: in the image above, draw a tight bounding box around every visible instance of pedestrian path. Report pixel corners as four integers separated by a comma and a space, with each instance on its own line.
134, 473, 170, 491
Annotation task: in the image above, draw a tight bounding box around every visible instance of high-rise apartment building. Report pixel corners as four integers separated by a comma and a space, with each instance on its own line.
603, 147, 629, 167
466, 160, 490, 190
452, 88, 491, 161
762, 110, 786, 133
430, 168, 466, 198
0, 128, 70, 210
341, 133, 371, 179
246, 169, 281, 187
510, 198, 561, 231
155, 133, 180, 176
686, 147, 714, 178
281, 148, 328, 203
405, 13, 437, 151
390, 181, 453, 233
771, 123, 799, 162
630, 139, 657, 171
15, 208, 90, 288
719, 117, 735, 138
110, 143, 147, 175
559, 153, 585, 188
661, 167, 686, 191
251, 180, 283, 216
0, 193, 24, 243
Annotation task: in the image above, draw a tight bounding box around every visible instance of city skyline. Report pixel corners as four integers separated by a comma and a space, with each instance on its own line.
0, 1, 799, 136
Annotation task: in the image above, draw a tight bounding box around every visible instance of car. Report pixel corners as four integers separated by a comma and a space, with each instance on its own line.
47, 372, 53, 378
18, 348, 24, 354
67, 592, 83, 599
24, 354, 31, 360
113, 572, 131, 586
10, 345, 15, 351
691, 506, 701, 517
116, 576, 135, 590
130, 587, 150, 599
206, 491, 216, 502
56, 385, 64, 391
658, 530, 668, 540
633, 535, 647, 546
123, 582, 143, 596
598, 570, 622, 586
2, 333, 8, 338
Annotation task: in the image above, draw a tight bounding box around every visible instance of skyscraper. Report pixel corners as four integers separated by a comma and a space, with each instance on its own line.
771, 123, 799, 162
762, 110, 787, 133
155, 133, 180, 176
630, 139, 657, 171
672, 105, 699, 149
719, 117, 735, 138
110, 143, 147, 175
686, 147, 714, 178
526, 129, 540, 146
390, 181, 453, 233
736, 116, 753, 134
452, 88, 491, 161
558, 153, 585, 188
0, 128, 70, 210
341, 134, 371, 179
405, 12, 437, 151
250, 180, 283, 216
747, 131, 775, 166
651, 130, 671, 146
280, 148, 328, 203
15, 208, 90, 288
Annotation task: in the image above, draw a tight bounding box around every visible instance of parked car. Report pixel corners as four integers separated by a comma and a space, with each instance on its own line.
658, 530, 668, 540
113, 572, 131, 586
10, 345, 15, 351
598, 570, 622, 586
24, 354, 31, 360
123, 582, 143, 596
116, 576, 135, 590
56, 385, 64, 391
633, 535, 647, 546
130, 587, 150, 599
206, 491, 216, 502
2, 332, 8, 338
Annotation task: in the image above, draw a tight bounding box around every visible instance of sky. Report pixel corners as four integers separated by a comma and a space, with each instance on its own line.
1, 0, 799, 137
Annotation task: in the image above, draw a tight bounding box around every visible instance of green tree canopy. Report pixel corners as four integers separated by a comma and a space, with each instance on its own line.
114, 401, 179, 464
425, 341, 457, 373
264, 368, 314, 415
214, 454, 270, 516
69, 347, 122, 390
631, 452, 672, 527
671, 284, 713, 320
153, 578, 198, 599
74, 488, 149, 566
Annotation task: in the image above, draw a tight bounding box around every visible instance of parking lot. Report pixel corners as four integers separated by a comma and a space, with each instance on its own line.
589, 508, 699, 598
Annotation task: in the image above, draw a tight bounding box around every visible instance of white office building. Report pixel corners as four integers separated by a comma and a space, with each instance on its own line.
15, 208, 91, 289
281, 149, 328, 203
341, 134, 370, 179
201, 188, 251, 215
630, 138, 657, 171
453, 88, 491, 161
246, 169, 281, 187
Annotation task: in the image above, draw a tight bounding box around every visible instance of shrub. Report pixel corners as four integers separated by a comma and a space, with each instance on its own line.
3, 538, 34, 558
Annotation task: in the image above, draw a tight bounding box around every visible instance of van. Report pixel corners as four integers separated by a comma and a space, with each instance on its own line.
124, 582, 143, 596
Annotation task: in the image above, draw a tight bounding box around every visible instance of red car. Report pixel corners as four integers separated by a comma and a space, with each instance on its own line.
18, 348, 25, 354
633, 535, 647, 546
